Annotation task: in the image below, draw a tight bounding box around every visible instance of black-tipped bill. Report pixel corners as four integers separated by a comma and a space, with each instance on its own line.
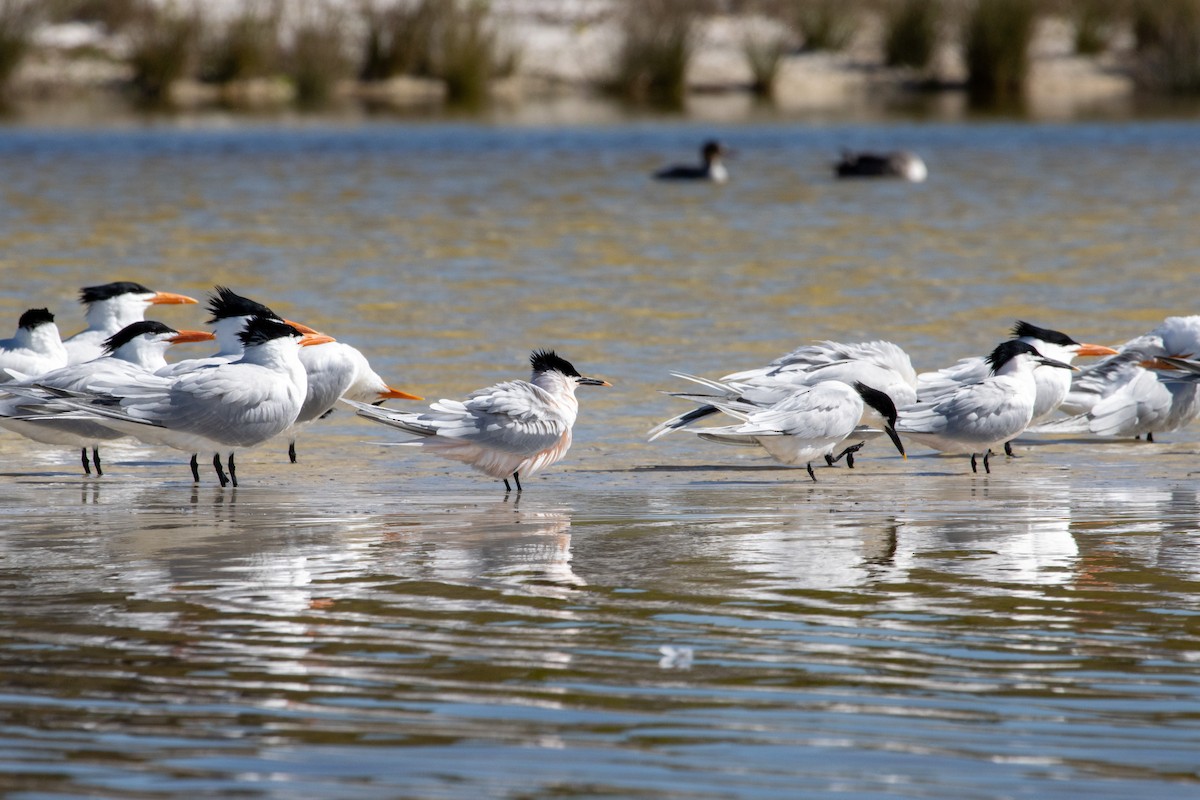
577, 376, 611, 387
1036, 355, 1078, 372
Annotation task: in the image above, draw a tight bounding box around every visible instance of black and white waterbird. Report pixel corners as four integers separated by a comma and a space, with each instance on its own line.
347, 349, 610, 492
897, 340, 1076, 473
834, 150, 927, 182
654, 140, 730, 183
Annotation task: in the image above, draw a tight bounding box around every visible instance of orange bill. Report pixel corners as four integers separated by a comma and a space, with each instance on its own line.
151, 291, 198, 305
168, 329, 217, 344
299, 333, 336, 347
379, 386, 423, 401
1076, 343, 1119, 357
281, 318, 321, 335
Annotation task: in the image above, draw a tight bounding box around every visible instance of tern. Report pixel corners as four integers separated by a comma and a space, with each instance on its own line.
0, 308, 68, 380
897, 340, 1076, 473
692, 380, 906, 482
834, 150, 927, 182
654, 140, 729, 183
650, 340, 917, 442
63, 281, 198, 365
917, 321, 1118, 454
0, 321, 215, 475
288, 342, 423, 463
44, 316, 333, 486
1031, 315, 1200, 441
347, 349, 610, 492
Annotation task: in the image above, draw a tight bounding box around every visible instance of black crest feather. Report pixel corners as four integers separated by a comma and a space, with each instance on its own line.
238, 315, 302, 348
103, 320, 176, 353
530, 349, 580, 377
986, 340, 1040, 373
207, 286, 276, 324
1011, 321, 1078, 347
79, 281, 153, 304
18, 308, 54, 329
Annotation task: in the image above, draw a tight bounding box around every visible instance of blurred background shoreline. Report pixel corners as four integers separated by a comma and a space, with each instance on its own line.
4, 0, 1200, 128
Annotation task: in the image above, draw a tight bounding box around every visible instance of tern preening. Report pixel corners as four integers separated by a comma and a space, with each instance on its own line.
41, 316, 333, 486
654, 140, 729, 183
897, 340, 1076, 473
834, 150, 927, 182
347, 349, 610, 492
0, 308, 68, 380
63, 281, 198, 365
691, 379, 906, 482
917, 321, 1118, 455
1031, 315, 1200, 441
649, 340, 917, 444
0, 321, 215, 475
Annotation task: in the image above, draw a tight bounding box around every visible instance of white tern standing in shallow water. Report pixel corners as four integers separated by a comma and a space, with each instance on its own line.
897, 340, 1076, 474
690, 379, 907, 482
347, 349, 610, 493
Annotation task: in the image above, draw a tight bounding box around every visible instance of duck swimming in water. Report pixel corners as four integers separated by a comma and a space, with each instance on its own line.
655, 140, 729, 183
834, 150, 927, 183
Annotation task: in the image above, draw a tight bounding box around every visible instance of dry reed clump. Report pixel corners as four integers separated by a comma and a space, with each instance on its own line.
199, 1, 282, 86
1070, 0, 1116, 55
883, 0, 940, 70
1131, 0, 1200, 94
610, 0, 700, 108
962, 0, 1037, 105
126, 2, 201, 107
782, 0, 859, 52
287, 3, 351, 108
0, 0, 38, 100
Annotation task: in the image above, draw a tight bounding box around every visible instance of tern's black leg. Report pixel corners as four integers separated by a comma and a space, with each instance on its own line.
190, 454, 200, 483
513, 472, 523, 492
826, 441, 866, 468
970, 453, 978, 473
228, 453, 237, 488
81, 447, 91, 475
806, 462, 817, 482
983, 449, 992, 474
503, 477, 512, 492
92, 448, 102, 476
1004, 440, 1015, 457
825, 454, 835, 467
213, 453, 229, 487
288, 441, 297, 464
1147, 432, 1155, 443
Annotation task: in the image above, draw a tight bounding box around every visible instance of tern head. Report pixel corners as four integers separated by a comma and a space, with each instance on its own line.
853, 382, 906, 459
80, 281, 197, 308
530, 349, 611, 388
1012, 321, 1118, 360
238, 315, 333, 349
102, 320, 215, 355
986, 340, 1078, 375
17, 308, 55, 330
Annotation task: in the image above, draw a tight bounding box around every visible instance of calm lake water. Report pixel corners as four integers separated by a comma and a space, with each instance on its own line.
1, 117, 1200, 798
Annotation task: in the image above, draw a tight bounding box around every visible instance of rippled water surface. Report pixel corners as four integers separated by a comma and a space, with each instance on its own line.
1, 120, 1200, 798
